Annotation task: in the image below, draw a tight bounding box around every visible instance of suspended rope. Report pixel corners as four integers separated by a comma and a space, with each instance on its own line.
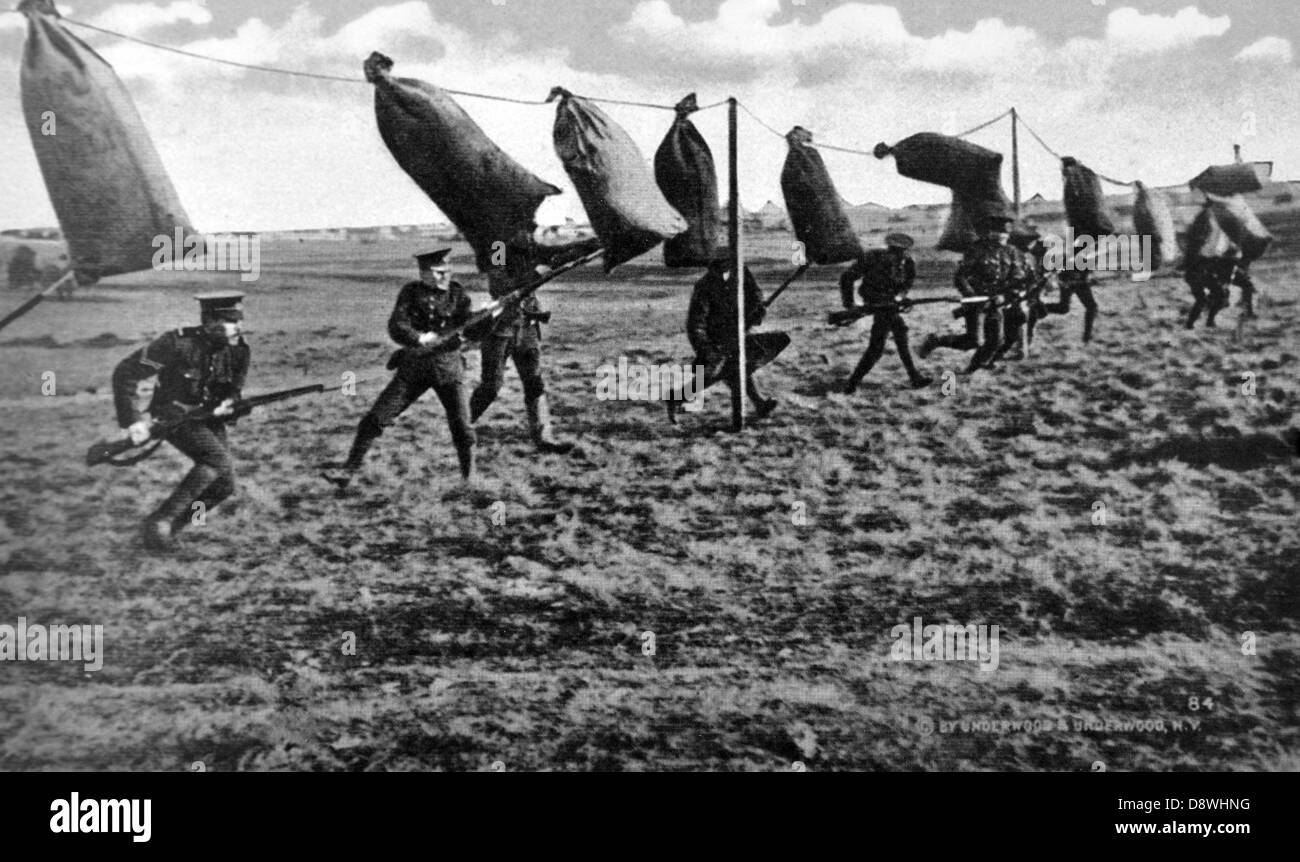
1017, 111, 1135, 188
954, 109, 1012, 139
739, 100, 1012, 159
56, 17, 707, 111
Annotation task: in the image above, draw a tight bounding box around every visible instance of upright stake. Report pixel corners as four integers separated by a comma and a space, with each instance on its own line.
1011, 106, 1021, 220
728, 97, 745, 433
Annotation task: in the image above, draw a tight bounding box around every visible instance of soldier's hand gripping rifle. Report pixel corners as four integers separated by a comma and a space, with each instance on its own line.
828, 295, 961, 327
86, 382, 339, 467
387, 246, 605, 369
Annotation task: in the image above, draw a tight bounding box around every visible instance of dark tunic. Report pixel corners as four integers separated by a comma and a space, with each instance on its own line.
840, 249, 915, 307
112, 327, 249, 427
388, 279, 473, 386
687, 267, 764, 359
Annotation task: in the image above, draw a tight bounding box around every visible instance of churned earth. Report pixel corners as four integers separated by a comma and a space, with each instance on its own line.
0, 226, 1296, 771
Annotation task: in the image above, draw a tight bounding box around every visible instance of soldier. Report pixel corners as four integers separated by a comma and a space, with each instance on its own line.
111, 291, 250, 552
839, 233, 932, 392
469, 231, 601, 454
323, 249, 476, 489
1184, 252, 1235, 329
1040, 239, 1100, 343
665, 258, 782, 424
1230, 258, 1257, 319
918, 214, 1032, 373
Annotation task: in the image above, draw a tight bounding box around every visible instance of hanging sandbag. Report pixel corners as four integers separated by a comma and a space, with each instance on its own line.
1061, 157, 1116, 237
1132, 181, 1176, 269
19, 0, 198, 282
874, 132, 1003, 200
780, 127, 861, 265
1206, 193, 1272, 262
1189, 164, 1262, 197
654, 94, 720, 268
550, 88, 686, 271
1184, 205, 1236, 260
366, 53, 560, 273
937, 188, 1012, 253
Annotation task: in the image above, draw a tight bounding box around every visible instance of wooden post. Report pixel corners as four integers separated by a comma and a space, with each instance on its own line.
1011, 107, 1021, 220
728, 97, 745, 432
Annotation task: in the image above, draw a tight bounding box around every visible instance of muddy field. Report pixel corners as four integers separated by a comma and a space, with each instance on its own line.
0, 225, 1296, 771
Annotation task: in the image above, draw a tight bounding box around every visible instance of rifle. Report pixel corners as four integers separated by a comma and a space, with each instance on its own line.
388, 246, 605, 369
86, 382, 339, 468
828, 296, 961, 327
761, 264, 809, 310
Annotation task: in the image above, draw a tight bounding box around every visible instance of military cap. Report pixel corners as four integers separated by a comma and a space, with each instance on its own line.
194, 290, 245, 322
413, 248, 452, 270
981, 213, 1016, 231
884, 232, 914, 250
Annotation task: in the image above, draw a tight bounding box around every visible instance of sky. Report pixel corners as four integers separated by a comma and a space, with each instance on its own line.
1, 0, 1297, 231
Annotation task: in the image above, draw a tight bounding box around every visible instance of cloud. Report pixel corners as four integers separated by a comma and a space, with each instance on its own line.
610, 1, 1040, 82
90, 1, 213, 36
1235, 36, 1293, 65
1103, 5, 1230, 55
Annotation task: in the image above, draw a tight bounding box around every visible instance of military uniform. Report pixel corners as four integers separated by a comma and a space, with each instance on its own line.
469, 234, 600, 453
331, 251, 476, 484
1041, 240, 1099, 342
840, 235, 931, 391
1184, 254, 1234, 328
666, 263, 783, 422
112, 293, 249, 551
920, 221, 1032, 372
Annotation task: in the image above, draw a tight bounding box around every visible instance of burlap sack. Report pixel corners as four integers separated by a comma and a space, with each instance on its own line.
366, 53, 561, 273
780, 127, 861, 265
654, 95, 720, 268
1206, 193, 1272, 263
20, 0, 197, 281
551, 89, 685, 271
1132, 181, 1176, 269
1061, 157, 1117, 237
875, 132, 1003, 199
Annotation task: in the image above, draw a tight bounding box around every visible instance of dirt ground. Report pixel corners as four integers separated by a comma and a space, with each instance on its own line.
0, 225, 1296, 771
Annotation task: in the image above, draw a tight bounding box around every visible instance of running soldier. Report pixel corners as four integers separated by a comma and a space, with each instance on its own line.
111, 291, 249, 552
919, 214, 1032, 372
323, 249, 477, 489
839, 233, 932, 391
665, 259, 785, 424
469, 231, 601, 454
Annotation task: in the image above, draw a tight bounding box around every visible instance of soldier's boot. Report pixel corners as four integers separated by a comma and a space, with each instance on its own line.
917, 333, 939, 359
746, 376, 777, 418
1082, 308, 1097, 343
1240, 287, 1257, 319
142, 464, 216, 553
527, 394, 573, 454
1185, 298, 1204, 329
895, 337, 932, 389
323, 415, 382, 490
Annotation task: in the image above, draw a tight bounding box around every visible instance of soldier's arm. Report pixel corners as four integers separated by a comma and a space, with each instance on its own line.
838, 268, 858, 309
953, 257, 975, 296
111, 333, 174, 427
901, 256, 917, 295
686, 284, 711, 354
744, 270, 765, 327
387, 284, 423, 347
